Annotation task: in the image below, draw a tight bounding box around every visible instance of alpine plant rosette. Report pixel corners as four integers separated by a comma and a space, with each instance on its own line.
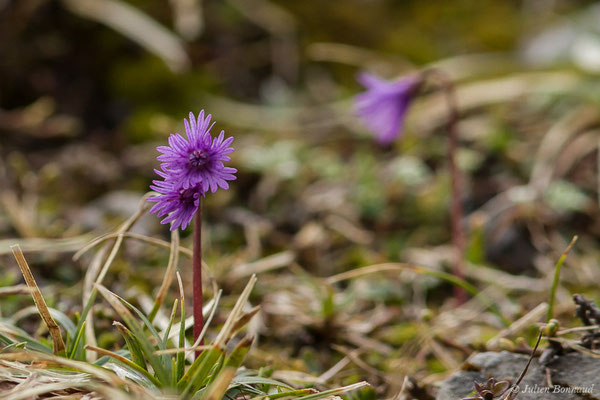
148, 111, 236, 230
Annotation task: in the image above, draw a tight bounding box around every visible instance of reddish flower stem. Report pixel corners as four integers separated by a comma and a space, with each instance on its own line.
193, 199, 204, 358
426, 70, 467, 304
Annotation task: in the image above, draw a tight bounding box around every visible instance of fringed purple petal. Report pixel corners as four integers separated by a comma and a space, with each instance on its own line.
149, 110, 236, 230
355, 72, 420, 146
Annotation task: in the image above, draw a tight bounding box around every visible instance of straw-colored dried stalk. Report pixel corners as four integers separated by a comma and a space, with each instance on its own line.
10, 244, 66, 354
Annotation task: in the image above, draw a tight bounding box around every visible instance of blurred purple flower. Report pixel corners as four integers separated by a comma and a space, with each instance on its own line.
157, 111, 237, 193
355, 72, 421, 145
148, 169, 204, 231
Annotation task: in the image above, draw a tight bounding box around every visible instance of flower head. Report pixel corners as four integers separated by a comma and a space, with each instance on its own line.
156, 111, 237, 192
355, 72, 421, 146
148, 169, 204, 231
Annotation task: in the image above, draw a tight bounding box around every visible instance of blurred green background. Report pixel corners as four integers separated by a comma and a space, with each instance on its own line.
2, 0, 600, 395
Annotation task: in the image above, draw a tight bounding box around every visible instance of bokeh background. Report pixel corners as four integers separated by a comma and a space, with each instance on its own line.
3, 0, 600, 397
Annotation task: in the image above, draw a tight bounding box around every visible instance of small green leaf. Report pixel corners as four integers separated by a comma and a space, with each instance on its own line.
231, 375, 293, 391
68, 321, 87, 360
179, 346, 225, 397
163, 299, 179, 347
96, 284, 170, 385
47, 308, 77, 338
176, 296, 186, 384
68, 288, 98, 358
223, 337, 253, 371
114, 321, 147, 370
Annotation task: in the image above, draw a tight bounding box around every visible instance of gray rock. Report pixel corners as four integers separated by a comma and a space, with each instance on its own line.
437, 351, 600, 400
437, 371, 485, 400
550, 353, 600, 397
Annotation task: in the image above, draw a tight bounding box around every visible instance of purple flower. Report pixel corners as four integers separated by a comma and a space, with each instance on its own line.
148, 169, 204, 231
355, 72, 421, 145
156, 111, 237, 192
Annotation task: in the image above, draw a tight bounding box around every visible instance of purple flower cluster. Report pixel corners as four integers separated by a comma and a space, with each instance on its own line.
148, 111, 236, 230
355, 72, 421, 146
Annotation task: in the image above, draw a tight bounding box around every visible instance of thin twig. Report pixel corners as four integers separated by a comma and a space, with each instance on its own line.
74, 231, 193, 260
501, 329, 544, 399
427, 68, 467, 304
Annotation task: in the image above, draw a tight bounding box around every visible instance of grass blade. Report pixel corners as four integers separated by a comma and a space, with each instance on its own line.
227, 307, 260, 343
0, 332, 15, 346
0, 351, 155, 399
86, 344, 162, 387
214, 275, 257, 348
188, 289, 223, 354
179, 346, 225, 397
181, 275, 258, 396
149, 230, 179, 323
547, 235, 578, 322
69, 320, 87, 360
248, 389, 317, 400
116, 292, 174, 378
176, 272, 186, 383
70, 195, 153, 357
47, 308, 77, 338
233, 375, 293, 391
294, 381, 370, 400
198, 367, 236, 400
95, 283, 170, 386
223, 337, 253, 370
69, 290, 97, 359
0, 324, 52, 353
10, 245, 66, 354
114, 321, 147, 370
163, 299, 179, 347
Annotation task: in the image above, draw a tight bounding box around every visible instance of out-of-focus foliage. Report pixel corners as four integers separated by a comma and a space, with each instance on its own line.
2, 0, 600, 398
